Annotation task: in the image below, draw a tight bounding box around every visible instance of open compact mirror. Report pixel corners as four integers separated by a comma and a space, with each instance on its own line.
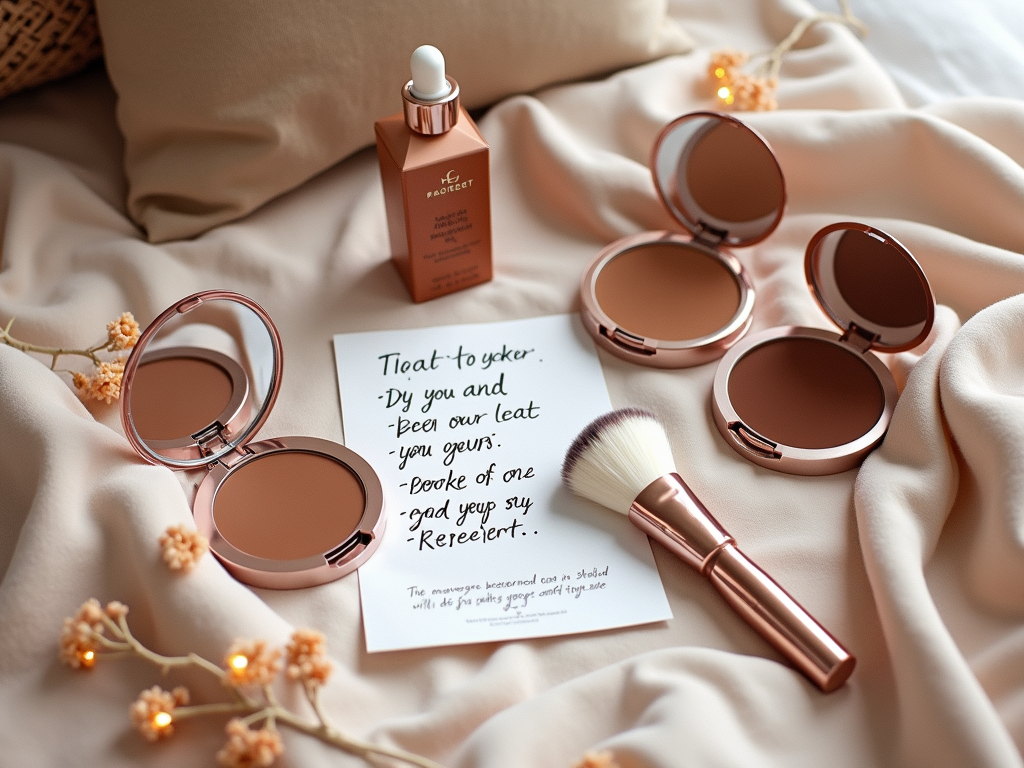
121, 291, 385, 589
712, 223, 935, 475
579, 111, 785, 368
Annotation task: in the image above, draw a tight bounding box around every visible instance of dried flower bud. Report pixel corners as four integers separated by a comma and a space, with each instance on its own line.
71, 371, 92, 392
105, 601, 129, 620
59, 619, 100, 669
78, 357, 126, 404
58, 599, 106, 669
732, 73, 778, 112
159, 524, 209, 573
573, 751, 621, 768
708, 48, 779, 112
171, 686, 190, 707
223, 639, 282, 687
78, 598, 105, 625
708, 49, 748, 83
107, 312, 141, 350
217, 718, 284, 768
130, 686, 184, 741
286, 629, 332, 686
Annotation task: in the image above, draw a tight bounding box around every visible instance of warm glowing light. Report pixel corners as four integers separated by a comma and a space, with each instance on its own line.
83, 650, 95, 661
714, 66, 726, 78
152, 711, 173, 728
717, 86, 734, 105
229, 654, 249, 671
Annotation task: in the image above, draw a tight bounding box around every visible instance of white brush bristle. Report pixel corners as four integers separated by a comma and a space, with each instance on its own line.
562, 408, 677, 515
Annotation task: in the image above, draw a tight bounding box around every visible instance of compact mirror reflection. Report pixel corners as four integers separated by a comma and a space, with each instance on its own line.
807, 227, 932, 350
123, 295, 279, 468
654, 113, 784, 246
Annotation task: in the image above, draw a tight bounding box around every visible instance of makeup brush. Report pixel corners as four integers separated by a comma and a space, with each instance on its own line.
562, 407, 855, 693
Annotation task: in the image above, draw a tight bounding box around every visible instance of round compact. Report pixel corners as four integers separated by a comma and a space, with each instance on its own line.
712, 223, 935, 475
120, 291, 385, 589
579, 111, 785, 368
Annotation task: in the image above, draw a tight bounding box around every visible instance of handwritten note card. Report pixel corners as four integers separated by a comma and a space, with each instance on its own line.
333, 315, 671, 652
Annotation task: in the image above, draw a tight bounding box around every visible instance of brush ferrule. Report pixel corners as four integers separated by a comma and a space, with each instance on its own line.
629, 473, 734, 575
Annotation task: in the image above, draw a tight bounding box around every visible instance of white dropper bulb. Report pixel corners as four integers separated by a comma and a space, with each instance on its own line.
409, 45, 452, 101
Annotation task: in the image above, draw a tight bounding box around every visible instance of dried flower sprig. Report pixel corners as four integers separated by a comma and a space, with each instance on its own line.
709, 0, 867, 111
0, 311, 140, 403
59, 599, 443, 768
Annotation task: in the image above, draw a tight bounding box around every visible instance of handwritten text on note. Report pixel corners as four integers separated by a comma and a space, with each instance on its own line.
334, 315, 671, 652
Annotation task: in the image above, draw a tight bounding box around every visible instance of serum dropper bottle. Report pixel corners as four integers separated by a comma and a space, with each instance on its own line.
374, 45, 493, 303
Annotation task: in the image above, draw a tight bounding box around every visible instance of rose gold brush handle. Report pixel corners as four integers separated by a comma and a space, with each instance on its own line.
629, 474, 855, 693
706, 544, 855, 692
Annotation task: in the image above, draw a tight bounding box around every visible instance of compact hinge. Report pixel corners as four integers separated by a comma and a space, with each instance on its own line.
694, 220, 727, 247
193, 422, 251, 467
840, 323, 878, 353
193, 422, 226, 454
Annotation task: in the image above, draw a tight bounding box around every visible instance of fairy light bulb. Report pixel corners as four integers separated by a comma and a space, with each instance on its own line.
82, 650, 95, 662
714, 67, 726, 78
229, 654, 249, 671
152, 711, 172, 728
717, 86, 734, 105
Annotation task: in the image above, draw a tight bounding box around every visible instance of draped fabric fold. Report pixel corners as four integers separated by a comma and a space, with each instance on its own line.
0, 0, 1022, 764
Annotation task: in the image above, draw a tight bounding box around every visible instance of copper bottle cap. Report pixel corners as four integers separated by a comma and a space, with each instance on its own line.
403, 76, 460, 135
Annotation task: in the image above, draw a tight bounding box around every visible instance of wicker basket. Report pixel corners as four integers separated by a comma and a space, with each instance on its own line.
0, 0, 101, 100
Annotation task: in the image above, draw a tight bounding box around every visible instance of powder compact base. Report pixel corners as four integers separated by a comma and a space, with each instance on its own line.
120, 291, 385, 589
579, 111, 785, 368
712, 223, 935, 475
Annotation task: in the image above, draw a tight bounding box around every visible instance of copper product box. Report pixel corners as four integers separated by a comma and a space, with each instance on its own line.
375, 105, 492, 303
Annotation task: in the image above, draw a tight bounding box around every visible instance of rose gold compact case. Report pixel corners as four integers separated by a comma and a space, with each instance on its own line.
120, 290, 385, 589
712, 223, 935, 475
579, 111, 785, 368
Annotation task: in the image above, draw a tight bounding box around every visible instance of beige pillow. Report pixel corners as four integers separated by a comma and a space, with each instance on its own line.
93, 0, 692, 242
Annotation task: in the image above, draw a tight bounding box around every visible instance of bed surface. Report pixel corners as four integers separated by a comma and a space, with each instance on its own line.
809, 0, 1024, 106
1, 1, 1023, 766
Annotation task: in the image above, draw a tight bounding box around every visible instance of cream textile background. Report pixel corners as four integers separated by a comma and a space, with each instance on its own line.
0, 0, 1022, 765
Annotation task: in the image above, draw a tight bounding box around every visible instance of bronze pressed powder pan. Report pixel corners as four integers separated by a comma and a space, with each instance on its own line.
579, 111, 785, 368
712, 223, 935, 475
120, 291, 385, 589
